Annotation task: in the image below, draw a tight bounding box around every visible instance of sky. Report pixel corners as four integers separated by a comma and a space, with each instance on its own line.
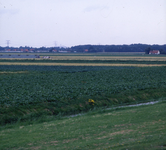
0, 0, 166, 48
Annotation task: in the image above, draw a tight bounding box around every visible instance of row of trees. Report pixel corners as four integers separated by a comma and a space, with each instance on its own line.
71, 44, 166, 53
0, 44, 166, 53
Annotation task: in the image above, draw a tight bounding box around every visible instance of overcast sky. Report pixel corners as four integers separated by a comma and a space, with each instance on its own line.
0, 0, 166, 48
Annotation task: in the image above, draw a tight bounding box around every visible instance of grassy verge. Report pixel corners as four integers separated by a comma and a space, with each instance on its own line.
0, 101, 166, 150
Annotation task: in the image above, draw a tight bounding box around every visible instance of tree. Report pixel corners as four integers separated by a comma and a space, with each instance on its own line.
145, 47, 151, 54
88, 46, 96, 53
159, 49, 166, 54
49, 48, 54, 52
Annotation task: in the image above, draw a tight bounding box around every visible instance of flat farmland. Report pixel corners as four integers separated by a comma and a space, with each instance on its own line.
1, 52, 166, 61
1, 64, 166, 126
1, 53, 166, 127
1, 54, 166, 150
0, 53, 166, 67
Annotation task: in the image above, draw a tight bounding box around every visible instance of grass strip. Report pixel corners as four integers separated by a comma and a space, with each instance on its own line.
0, 101, 166, 150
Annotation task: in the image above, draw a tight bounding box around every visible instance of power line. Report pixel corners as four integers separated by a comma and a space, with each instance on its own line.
6, 40, 10, 47
55, 41, 57, 47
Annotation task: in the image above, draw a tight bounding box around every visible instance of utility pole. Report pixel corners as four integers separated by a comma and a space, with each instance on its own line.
6, 40, 10, 47
54, 41, 57, 47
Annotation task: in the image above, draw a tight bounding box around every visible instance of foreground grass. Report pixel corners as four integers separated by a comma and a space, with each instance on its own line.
0, 101, 166, 150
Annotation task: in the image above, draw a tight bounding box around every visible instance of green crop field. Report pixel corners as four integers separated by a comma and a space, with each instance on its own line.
0, 64, 166, 125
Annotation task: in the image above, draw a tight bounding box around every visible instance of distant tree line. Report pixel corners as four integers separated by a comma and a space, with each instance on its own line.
71, 44, 166, 53
0, 44, 166, 54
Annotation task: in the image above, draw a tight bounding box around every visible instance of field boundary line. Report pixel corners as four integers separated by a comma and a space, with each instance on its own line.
0, 62, 166, 67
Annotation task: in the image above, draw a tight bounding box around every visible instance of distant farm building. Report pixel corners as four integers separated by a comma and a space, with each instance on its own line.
149, 50, 160, 55
52, 49, 57, 52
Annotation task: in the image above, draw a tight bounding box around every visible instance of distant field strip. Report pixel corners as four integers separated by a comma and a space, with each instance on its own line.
0, 52, 145, 56
0, 62, 166, 67
0, 71, 28, 74
1, 56, 166, 61
1, 57, 166, 61
48, 56, 166, 61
